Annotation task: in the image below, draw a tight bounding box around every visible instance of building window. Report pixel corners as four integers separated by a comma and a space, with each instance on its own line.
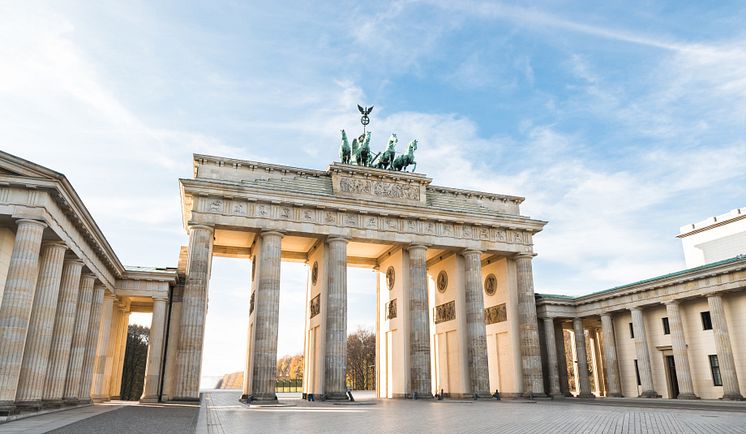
634, 360, 641, 386
662, 317, 670, 335
629, 322, 635, 339
701, 311, 713, 330
709, 355, 722, 386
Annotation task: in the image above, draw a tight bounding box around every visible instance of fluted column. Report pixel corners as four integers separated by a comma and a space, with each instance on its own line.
0, 219, 47, 414
62, 274, 95, 404
79, 285, 107, 403
250, 231, 283, 401
542, 317, 561, 397
515, 254, 544, 397
463, 249, 490, 397
573, 318, 594, 398
42, 259, 84, 406
630, 306, 657, 398
141, 295, 168, 402
110, 306, 130, 399
324, 237, 348, 400
15, 241, 67, 409
85, 294, 116, 402
555, 322, 571, 396
599, 313, 622, 397
407, 244, 433, 398
174, 224, 214, 401
664, 301, 697, 399
707, 294, 743, 400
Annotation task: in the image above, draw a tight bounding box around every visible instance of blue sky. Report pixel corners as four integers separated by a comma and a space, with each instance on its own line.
2, 1, 745, 382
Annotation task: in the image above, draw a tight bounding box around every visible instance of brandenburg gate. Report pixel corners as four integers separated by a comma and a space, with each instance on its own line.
161, 153, 547, 401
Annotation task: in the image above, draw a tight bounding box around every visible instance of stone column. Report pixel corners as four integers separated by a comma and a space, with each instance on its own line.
0, 219, 47, 415
573, 317, 594, 398
79, 285, 107, 403
141, 295, 168, 402
85, 294, 116, 402
110, 306, 130, 399
599, 313, 622, 397
515, 254, 545, 397
324, 237, 348, 400
555, 321, 571, 396
707, 294, 743, 400
250, 231, 283, 401
42, 259, 84, 406
630, 306, 657, 398
62, 274, 95, 404
174, 224, 214, 401
664, 301, 697, 399
542, 317, 562, 397
407, 244, 433, 399
15, 241, 67, 409
462, 249, 490, 397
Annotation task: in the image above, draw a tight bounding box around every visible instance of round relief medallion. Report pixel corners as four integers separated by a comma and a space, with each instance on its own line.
484, 273, 497, 296
437, 271, 448, 293
386, 266, 395, 290
311, 261, 319, 285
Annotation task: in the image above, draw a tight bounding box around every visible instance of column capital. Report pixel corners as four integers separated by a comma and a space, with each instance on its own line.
64, 257, 85, 266
326, 236, 349, 244
187, 223, 214, 233
41, 240, 68, 250
706, 291, 725, 300
664, 299, 681, 306
406, 243, 428, 252
600, 311, 614, 318
152, 294, 169, 302
16, 218, 48, 229
461, 248, 482, 257
260, 230, 284, 238
514, 252, 536, 260
629, 305, 643, 312
80, 273, 96, 283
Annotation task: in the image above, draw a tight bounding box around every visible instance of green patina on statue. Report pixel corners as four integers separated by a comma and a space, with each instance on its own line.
338, 129, 418, 172
339, 129, 351, 164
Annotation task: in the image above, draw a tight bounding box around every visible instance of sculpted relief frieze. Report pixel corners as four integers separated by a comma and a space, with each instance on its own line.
338, 176, 421, 202
193, 195, 532, 248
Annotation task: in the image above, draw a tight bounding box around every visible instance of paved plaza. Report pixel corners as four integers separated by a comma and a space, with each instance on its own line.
196, 390, 746, 434
1, 390, 746, 433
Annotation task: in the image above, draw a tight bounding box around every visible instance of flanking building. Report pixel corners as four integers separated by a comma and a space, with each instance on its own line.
537, 208, 746, 400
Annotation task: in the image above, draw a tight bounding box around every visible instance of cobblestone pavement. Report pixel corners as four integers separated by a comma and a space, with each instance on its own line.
47, 404, 199, 434
199, 390, 746, 434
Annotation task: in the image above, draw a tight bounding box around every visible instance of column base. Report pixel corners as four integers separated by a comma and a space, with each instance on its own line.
242, 393, 277, 402
140, 395, 159, 403
170, 396, 201, 403
639, 390, 660, 398
722, 393, 744, 401
14, 400, 43, 412
549, 393, 566, 399
41, 399, 65, 410
110, 395, 121, 400
91, 395, 109, 403
677, 393, 699, 400
78, 399, 92, 405
62, 398, 79, 406
605, 393, 624, 398
323, 392, 351, 401
575, 393, 596, 399
0, 401, 18, 417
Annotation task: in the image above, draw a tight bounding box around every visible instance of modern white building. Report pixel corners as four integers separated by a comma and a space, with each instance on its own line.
678, 207, 746, 268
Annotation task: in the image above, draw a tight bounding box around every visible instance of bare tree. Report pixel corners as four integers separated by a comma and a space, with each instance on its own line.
120, 324, 149, 400
346, 327, 375, 390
